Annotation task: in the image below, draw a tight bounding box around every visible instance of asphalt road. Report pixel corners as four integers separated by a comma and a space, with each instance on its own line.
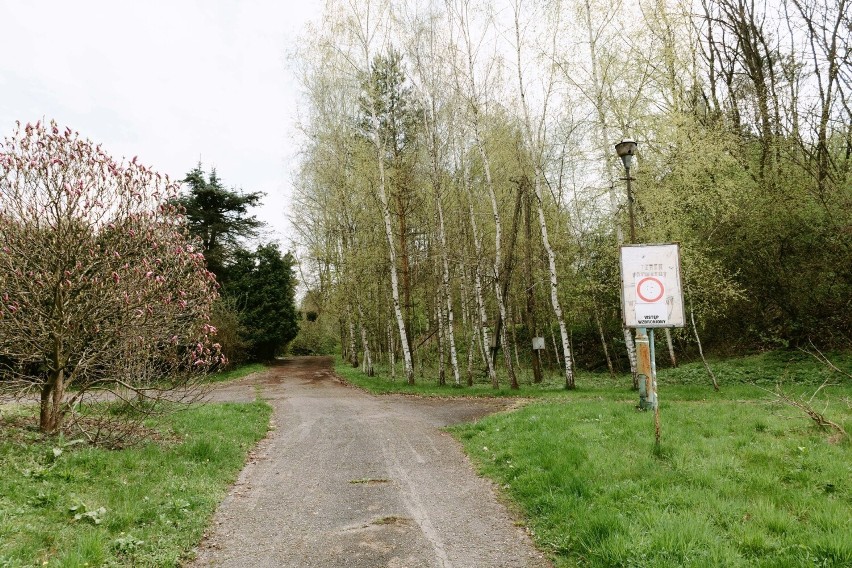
190, 356, 550, 568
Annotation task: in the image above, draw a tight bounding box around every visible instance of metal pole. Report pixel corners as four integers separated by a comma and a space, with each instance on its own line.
635, 328, 652, 409
625, 162, 653, 410
650, 329, 661, 446
626, 165, 636, 244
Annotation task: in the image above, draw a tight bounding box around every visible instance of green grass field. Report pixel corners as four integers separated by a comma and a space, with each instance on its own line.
336, 350, 852, 394
205, 362, 268, 383
339, 351, 852, 567
0, 401, 271, 567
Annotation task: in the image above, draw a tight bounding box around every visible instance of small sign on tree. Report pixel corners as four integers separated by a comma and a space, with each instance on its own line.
620, 244, 685, 328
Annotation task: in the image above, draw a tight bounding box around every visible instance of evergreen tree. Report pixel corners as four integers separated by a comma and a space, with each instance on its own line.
179, 164, 265, 278
228, 244, 300, 360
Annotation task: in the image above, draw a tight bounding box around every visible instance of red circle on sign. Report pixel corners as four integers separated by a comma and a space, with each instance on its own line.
637, 277, 664, 302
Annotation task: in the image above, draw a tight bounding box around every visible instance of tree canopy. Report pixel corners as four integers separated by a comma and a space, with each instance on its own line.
178, 166, 299, 363
290, 0, 852, 387
179, 165, 264, 279
0, 121, 222, 438
228, 244, 300, 361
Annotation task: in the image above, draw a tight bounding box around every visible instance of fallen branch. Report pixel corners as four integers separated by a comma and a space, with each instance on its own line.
799, 340, 852, 380
763, 381, 849, 442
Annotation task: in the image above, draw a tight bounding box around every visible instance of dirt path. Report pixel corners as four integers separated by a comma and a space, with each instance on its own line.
190, 356, 550, 568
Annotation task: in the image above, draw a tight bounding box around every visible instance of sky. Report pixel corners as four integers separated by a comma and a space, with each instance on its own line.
0, 0, 322, 246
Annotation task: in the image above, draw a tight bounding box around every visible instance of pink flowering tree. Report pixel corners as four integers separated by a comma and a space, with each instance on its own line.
0, 120, 223, 442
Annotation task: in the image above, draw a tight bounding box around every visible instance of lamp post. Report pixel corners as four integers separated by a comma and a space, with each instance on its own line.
615, 139, 637, 243
615, 139, 657, 413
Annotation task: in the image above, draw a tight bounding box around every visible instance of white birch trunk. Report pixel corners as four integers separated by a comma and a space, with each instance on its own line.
512, 1, 574, 388
474, 134, 515, 389
388, 320, 396, 380
530, 131, 574, 387
358, 304, 373, 376
463, 179, 497, 387
581, 0, 639, 387
436, 302, 446, 385
665, 327, 678, 367
449, 0, 499, 386
368, 116, 414, 385
460, 266, 476, 386
551, 324, 561, 366
348, 0, 414, 383
348, 315, 359, 368
436, 192, 461, 385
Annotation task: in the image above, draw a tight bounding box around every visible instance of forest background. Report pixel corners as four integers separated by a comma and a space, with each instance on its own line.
289, 0, 851, 387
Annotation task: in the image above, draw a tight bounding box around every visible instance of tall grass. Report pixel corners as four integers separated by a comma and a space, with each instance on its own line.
451, 388, 852, 567
0, 401, 271, 566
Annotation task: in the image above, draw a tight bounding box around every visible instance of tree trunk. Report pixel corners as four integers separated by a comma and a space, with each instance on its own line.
461, 269, 476, 387
624, 328, 639, 389
347, 311, 359, 368
475, 135, 516, 390
435, 175, 461, 386
535, 180, 574, 389
357, 304, 373, 376
512, 3, 573, 389
388, 321, 396, 380
508, 302, 520, 389
551, 325, 561, 367
491, 182, 523, 389
463, 173, 497, 388
437, 302, 446, 385
523, 181, 543, 383
39, 368, 65, 434
691, 308, 719, 391
665, 328, 678, 368
581, 0, 638, 388
594, 302, 615, 377
395, 190, 414, 358
467, 327, 477, 387
373, 140, 414, 384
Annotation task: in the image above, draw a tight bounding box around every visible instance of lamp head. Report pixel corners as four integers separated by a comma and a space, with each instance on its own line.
615, 138, 637, 170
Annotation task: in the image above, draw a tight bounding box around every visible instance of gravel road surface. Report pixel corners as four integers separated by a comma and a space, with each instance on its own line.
190, 356, 550, 568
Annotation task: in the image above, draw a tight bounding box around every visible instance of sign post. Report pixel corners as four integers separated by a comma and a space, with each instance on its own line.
620, 244, 685, 444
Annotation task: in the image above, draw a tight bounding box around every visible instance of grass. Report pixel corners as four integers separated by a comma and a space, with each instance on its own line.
335, 350, 852, 397
339, 351, 852, 566
0, 401, 271, 567
448, 388, 851, 566
205, 362, 267, 384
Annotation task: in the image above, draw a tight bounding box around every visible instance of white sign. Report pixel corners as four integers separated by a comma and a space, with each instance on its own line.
532, 337, 545, 350
620, 243, 685, 328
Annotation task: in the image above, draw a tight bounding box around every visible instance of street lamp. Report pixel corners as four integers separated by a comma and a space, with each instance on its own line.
615, 138, 638, 243
615, 138, 656, 413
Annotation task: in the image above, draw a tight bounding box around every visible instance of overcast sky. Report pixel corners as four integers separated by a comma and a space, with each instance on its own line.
0, 0, 321, 246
